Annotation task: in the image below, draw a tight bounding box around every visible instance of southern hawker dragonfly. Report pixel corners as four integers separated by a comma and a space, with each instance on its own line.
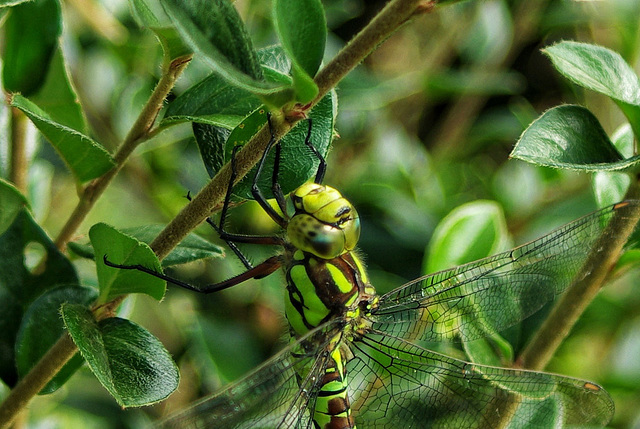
108, 118, 635, 428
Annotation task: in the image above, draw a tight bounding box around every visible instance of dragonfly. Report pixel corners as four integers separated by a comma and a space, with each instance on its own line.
107, 117, 633, 428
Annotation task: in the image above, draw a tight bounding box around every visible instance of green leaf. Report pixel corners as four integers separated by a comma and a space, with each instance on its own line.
593, 172, 631, 208
0, 179, 27, 236
543, 41, 640, 104
11, 95, 115, 183
90, 223, 165, 303
162, 74, 261, 128
69, 225, 224, 267
0, 209, 78, 387
61, 304, 179, 407
273, 0, 326, 77
160, 0, 289, 98
30, 47, 88, 134
511, 105, 640, 172
424, 200, 511, 274
197, 90, 337, 200
15, 285, 97, 394
0, 1, 32, 6
1, 0, 62, 96
129, 0, 191, 61
463, 333, 513, 367
424, 201, 514, 367
161, 46, 293, 129
543, 41, 640, 137
273, 0, 325, 101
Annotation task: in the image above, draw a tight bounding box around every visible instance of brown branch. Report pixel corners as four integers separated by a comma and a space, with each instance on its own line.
9, 107, 29, 193
151, 0, 432, 258
0, 334, 77, 427
0, 1, 434, 426
54, 55, 192, 251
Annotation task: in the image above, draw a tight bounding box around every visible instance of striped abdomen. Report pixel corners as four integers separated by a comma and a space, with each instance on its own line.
313, 343, 355, 429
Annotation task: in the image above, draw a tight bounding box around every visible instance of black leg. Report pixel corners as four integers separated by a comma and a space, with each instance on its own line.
186, 188, 253, 270
251, 114, 288, 228
103, 254, 281, 294
302, 119, 326, 184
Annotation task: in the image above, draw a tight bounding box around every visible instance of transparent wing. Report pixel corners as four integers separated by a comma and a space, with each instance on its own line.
372, 201, 639, 342
348, 331, 614, 428
157, 320, 343, 429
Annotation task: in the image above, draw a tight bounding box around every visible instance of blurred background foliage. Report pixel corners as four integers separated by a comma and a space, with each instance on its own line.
2, 0, 640, 427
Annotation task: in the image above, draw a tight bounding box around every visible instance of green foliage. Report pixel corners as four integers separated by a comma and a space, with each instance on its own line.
70, 224, 224, 267
273, 0, 326, 101
11, 95, 115, 183
1, 0, 640, 427
424, 200, 511, 274
543, 41, 640, 138
0, 210, 78, 387
160, 0, 292, 105
16, 285, 97, 394
90, 223, 165, 303
61, 304, 179, 407
1, 0, 61, 96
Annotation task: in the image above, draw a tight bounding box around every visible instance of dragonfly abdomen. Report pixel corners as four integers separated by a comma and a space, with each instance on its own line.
312, 346, 356, 429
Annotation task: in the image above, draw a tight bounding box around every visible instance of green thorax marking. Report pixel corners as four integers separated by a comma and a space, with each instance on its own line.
283, 183, 374, 337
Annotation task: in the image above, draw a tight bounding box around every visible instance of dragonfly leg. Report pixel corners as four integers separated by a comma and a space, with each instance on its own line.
302, 119, 326, 185
250, 113, 289, 228
103, 254, 282, 294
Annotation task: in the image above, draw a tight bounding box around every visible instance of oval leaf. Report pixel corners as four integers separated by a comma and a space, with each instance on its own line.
160, 0, 289, 97
61, 304, 179, 407
0, 179, 27, 236
543, 42, 640, 105
273, 0, 325, 102
511, 105, 640, 171
273, 0, 326, 77
424, 200, 511, 274
11, 95, 115, 183
90, 223, 165, 302
162, 74, 261, 128
1, 0, 61, 96
543, 41, 640, 137
70, 224, 224, 267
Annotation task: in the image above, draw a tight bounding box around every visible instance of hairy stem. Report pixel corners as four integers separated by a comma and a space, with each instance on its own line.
53, 55, 192, 251
0, 334, 77, 428
9, 107, 29, 193
0, 1, 432, 425
0, 56, 191, 429
151, 0, 432, 258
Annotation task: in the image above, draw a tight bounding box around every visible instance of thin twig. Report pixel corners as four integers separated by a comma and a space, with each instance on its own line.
0, 334, 77, 427
53, 55, 193, 251
0, 1, 433, 426
9, 107, 29, 193
151, 0, 432, 259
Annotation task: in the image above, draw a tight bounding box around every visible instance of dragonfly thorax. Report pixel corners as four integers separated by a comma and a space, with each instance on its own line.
287, 183, 360, 259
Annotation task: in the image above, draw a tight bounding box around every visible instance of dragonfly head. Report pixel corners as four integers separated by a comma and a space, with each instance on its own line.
287, 183, 360, 259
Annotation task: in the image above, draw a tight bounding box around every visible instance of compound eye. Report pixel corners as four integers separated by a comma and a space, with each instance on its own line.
342, 214, 360, 251
287, 215, 346, 259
